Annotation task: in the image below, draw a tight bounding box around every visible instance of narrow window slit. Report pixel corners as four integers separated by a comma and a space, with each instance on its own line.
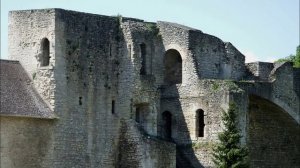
112, 100, 115, 114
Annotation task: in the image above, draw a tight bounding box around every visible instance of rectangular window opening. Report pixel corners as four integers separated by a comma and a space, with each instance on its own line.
112, 100, 115, 114
135, 107, 140, 123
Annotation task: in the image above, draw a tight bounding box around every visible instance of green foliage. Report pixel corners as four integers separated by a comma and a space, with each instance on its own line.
275, 54, 295, 63
275, 45, 300, 68
192, 141, 216, 151
116, 14, 122, 23
212, 102, 249, 168
115, 14, 123, 41
145, 22, 160, 37
294, 45, 300, 68
212, 82, 220, 91
32, 72, 36, 80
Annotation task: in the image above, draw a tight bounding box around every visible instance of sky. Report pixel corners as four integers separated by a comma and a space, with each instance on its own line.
1, 0, 299, 62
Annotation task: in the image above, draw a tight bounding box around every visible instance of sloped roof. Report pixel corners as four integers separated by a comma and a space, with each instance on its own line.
0, 60, 55, 119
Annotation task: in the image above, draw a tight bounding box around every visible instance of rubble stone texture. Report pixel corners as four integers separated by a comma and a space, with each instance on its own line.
1, 8, 299, 168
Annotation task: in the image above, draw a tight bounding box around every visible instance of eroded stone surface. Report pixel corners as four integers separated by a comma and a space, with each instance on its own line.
1, 8, 299, 168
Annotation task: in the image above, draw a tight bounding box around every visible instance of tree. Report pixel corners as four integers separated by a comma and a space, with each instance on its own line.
212, 102, 249, 168
294, 45, 300, 68
276, 45, 300, 68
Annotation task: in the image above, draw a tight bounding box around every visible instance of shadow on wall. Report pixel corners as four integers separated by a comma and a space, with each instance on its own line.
159, 84, 205, 168
159, 48, 204, 168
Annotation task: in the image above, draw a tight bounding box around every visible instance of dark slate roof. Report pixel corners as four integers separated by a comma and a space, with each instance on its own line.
0, 60, 55, 119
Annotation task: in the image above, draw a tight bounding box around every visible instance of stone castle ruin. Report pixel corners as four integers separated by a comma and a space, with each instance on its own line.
1, 9, 299, 168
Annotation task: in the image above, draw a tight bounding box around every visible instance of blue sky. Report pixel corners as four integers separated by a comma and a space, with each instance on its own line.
1, 0, 299, 62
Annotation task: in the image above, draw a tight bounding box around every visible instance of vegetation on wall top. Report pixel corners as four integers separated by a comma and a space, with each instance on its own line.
276, 45, 300, 68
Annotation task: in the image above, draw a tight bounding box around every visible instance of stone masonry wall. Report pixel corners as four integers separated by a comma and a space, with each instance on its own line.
118, 120, 176, 168
157, 22, 199, 86
293, 68, 300, 95
8, 9, 56, 108
5, 8, 299, 168
246, 62, 274, 81
52, 9, 176, 167
51, 9, 122, 167
0, 117, 54, 168
160, 80, 240, 167
224, 42, 246, 80
120, 19, 162, 135
189, 32, 245, 80
270, 62, 300, 123
248, 95, 300, 167
189, 31, 225, 79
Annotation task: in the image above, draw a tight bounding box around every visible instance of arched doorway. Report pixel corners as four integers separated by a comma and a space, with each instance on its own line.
164, 49, 182, 85
248, 95, 300, 167
162, 111, 172, 140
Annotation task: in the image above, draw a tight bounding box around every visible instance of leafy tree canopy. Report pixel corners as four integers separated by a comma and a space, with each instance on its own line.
276, 45, 300, 68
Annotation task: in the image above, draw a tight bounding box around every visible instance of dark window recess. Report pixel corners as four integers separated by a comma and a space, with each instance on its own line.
112, 100, 115, 114
109, 44, 112, 57
162, 111, 172, 140
196, 109, 205, 137
135, 107, 140, 123
164, 49, 182, 84
40, 38, 50, 66
79, 97, 82, 105
140, 43, 146, 75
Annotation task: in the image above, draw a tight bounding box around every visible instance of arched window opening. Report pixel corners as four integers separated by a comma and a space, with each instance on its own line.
196, 109, 205, 137
40, 38, 50, 66
164, 49, 182, 85
140, 43, 146, 75
162, 111, 172, 140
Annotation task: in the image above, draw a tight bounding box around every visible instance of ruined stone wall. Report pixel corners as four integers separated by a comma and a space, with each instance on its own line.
270, 63, 300, 123
0, 117, 54, 168
157, 22, 199, 85
154, 21, 248, 167
7, 9, 176, 168
118, 20, 177, 167
224, 42, 246, 80
51, 9, 122, 167
248, 95, 300, 167
8, 9, 56, 108
120, 20, 162, 135
189, 31, 225, 79
118, 120, 176, 168
189, 32, 245, 80
160, 80, 240, 167
53, 9, 175, 167
6, 8, 299, 168
294, 68, 300, 95
8, 9, 55, 75
246, 62, 274, 81
241, 62, 300, 124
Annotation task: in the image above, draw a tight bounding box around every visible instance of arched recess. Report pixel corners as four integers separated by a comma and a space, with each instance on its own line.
196, 109, 205, 137
164, 49, 182, 85
140, 43, 147, 75
248, 95, 300, 167
162, 111, 172, 140
40, 38, 50, 66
